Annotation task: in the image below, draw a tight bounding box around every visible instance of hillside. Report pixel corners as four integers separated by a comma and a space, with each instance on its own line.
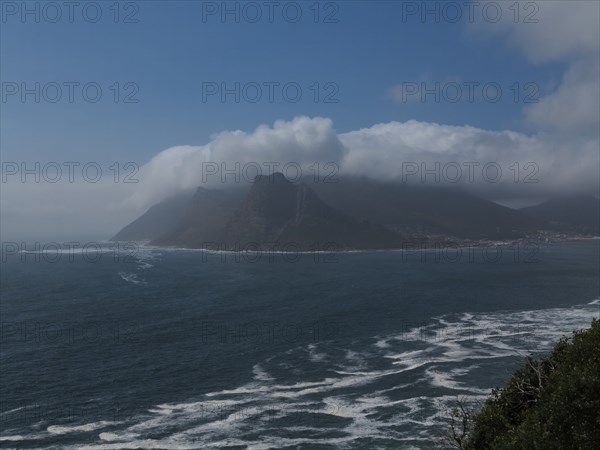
446, 319, 600, 449
220, 173, 405, 250
521, 195, 600, 235
110, 191, 194, 242
310, 176, 542, 239
111, 175, 586, 248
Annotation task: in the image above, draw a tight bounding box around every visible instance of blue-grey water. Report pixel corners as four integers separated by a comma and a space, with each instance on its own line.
1, 241, 599, 449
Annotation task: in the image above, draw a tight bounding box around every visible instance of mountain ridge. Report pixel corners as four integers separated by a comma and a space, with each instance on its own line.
219, 173, 406, 250
520, 195, 600, 235
110, 175, 599, 249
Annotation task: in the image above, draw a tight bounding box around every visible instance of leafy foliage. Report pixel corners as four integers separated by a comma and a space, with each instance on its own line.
446, 319, 600, 449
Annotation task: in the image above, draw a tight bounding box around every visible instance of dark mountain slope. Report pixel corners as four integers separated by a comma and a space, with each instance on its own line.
309, 176, 543, 239
521, 195, 600, 235
112, 176, 578, 248
152, 186, 246, 247
221, 173, 405, 250
110, 190, 194, 241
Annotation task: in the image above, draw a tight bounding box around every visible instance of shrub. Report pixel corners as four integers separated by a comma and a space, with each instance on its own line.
445, 319, 600, 449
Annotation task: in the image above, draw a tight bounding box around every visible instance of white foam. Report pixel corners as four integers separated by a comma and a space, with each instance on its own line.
79, 439, 167, 449
252, 364, 275, 382
118, 272, 147, 285
98, 431, 141, 443
98, 432, 120, 442
48, 299, 598, 449
374, 338, 390, 349
306, 344, 327, 362
47, 421, 117, 435
0, 406, 28, 417
0, 435, 26, 441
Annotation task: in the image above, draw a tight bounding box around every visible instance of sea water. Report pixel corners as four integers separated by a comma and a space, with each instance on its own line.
1, 241, 598, 449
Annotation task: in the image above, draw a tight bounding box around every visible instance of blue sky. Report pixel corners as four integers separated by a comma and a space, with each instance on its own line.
1, 1, 565, 165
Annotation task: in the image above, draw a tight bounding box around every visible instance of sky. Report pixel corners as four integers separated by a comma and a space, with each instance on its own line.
1, 0, 599, 240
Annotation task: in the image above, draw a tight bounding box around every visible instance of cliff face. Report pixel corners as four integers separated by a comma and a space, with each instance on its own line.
110, 191, 194, 242
151, 186, 246, 247
521, 195, 600, 235
309, 177, 543, 239
113, 175, 597, 249
221, 173, 405, 250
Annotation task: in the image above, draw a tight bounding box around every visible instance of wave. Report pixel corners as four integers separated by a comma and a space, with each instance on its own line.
0, 434, 26, 441
47, 421, 117, 435
118, 272, 147, 286
0, 406, 28, 417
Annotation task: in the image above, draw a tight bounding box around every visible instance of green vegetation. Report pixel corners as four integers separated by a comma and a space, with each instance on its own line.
446, 319, 600, 449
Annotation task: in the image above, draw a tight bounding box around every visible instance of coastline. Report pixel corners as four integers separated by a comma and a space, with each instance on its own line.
108, 234, 600, 255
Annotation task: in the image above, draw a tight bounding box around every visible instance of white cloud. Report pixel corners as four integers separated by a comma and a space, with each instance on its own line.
338, 120, 598, 198
489, 1, 600, 64
469, 0, 600, 133
125, 116, 345, 208
3, 115, 597, 240
525, 57, 600, 132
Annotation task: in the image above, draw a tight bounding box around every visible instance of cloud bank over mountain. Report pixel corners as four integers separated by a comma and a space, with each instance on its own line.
124, 114, 597, 203
3, 113, 597, 241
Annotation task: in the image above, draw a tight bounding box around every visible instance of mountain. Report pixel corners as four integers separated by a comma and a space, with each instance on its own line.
220, 172, 405, 250
112, 174, 573, 250
520, 195, 600, 235
110, 190, 194, 242
309, 176, 542, 239
152, 186, 246, 247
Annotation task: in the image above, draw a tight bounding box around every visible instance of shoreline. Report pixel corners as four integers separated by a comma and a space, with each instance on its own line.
108, 235, 600, 255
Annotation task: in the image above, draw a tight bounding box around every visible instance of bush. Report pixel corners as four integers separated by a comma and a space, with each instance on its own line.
446, 318, 600, 449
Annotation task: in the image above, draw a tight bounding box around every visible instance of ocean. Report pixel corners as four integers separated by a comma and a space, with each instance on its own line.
1, 240, 599, 449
